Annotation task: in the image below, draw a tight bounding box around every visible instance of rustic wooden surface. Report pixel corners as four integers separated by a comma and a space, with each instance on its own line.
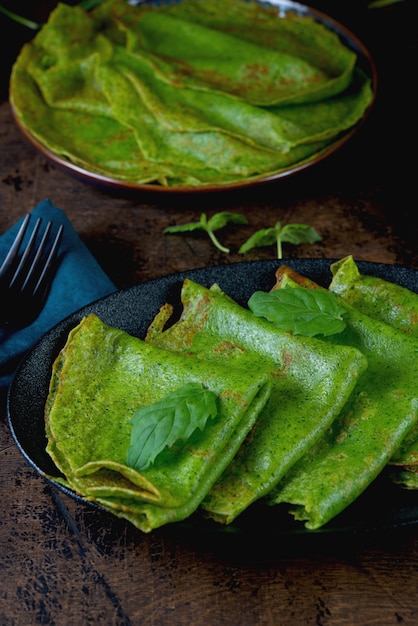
1, 1, 418, 624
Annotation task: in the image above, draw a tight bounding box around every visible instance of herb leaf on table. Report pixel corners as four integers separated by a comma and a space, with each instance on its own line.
239, 221, 321, 258
164, 212, 248, 253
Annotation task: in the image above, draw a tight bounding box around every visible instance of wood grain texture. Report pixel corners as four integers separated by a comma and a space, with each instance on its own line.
1, 0, 418, 623
3, 412, 418, 626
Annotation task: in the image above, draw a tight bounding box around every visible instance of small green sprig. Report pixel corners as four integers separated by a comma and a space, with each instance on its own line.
0, 5, 40, 29
238, 221, 321, 259
368, 0, 406, 7
126, 383, 218, 471
0, 1, 103, 29
164, 212, 248, 253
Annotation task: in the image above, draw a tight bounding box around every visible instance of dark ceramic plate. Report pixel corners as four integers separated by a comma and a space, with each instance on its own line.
6, 259, 418, 538
10, 0, 377, 195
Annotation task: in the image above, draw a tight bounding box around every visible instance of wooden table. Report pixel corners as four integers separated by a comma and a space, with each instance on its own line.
1, 2, 417, 624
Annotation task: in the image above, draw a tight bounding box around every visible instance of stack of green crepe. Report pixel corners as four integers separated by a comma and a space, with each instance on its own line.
44, 259, 418, 532
45, 314, 272, 532
329, 256, 418, 490
266, 257, 418, 529
9, 0, 374, 187
145, 259, 417, 530
145, 279, 367, 524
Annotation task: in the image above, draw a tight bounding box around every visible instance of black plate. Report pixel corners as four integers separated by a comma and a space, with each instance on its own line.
7, 259, 418, 538
11, 0, 377, 195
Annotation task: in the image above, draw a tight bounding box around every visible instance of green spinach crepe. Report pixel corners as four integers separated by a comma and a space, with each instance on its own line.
267, 268, 418, 529
330, 256, 418, 338
44, 314, 272, 532
145, 279, 366, 523
327, 256, 418, 489
9, 0, 374, 187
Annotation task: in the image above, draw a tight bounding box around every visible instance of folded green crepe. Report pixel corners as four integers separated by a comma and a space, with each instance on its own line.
327, 256, 418, 488
9, 0, 374, 187
267, 269, 418, 529
150, 0, 356, 80
329, 256, 418, 338
120, 7, 353, 106
45, 314, 271, 532
145, 279, 367, 524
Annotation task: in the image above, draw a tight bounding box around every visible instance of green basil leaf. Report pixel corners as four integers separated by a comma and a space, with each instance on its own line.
248, 286, 346, 337
126, 382, 218, 471
278, 223, 322, 245
207, 212, 247, 231
164, 222, 203, 234
238, 227, 278, 253
238, 221, 321, 257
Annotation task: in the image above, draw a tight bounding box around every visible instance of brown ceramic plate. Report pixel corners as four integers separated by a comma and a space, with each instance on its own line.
7, 259, 418, 540
10, 0, 377, 195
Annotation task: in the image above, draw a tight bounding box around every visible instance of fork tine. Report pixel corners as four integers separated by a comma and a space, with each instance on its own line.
0, 213, 31, 279
19, 220, 52, 292
0, 216, 64, 327
9, 217, 42, 289
32, 223, 64, 297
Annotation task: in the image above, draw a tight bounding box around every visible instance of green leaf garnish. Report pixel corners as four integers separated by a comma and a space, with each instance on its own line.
126, 383, 218, 471
248, 286, 346, 337
164, 212, 247, 253
0, 1, 104, 29
238, 221, 321, 258
368, 0, 405, 7
0, 5, 40, 29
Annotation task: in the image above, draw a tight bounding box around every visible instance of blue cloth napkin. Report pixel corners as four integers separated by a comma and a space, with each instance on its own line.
0, 199, 117, 399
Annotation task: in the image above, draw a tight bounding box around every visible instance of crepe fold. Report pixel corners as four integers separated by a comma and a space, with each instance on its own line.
267, 265, 418, 529
44, 314, 272, 532
327, 256, 418, 489
329, 256, 418, 338
145, 279, 367, 524
10, 0, 374, 187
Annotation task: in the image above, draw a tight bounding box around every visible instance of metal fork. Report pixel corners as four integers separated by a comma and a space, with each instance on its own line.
0, 214, 64, 328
